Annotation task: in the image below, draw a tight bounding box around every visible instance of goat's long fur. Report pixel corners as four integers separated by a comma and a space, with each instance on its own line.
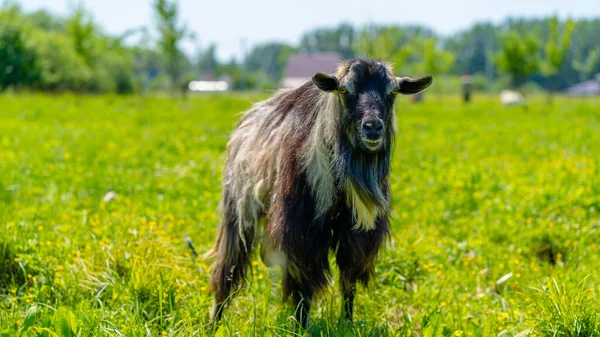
207, 58, 422, 327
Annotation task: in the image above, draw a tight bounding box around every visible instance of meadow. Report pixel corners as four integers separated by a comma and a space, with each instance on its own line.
1, 93, 600, 336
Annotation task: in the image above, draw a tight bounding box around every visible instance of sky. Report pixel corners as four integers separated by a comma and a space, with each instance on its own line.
18, 0, 600, 61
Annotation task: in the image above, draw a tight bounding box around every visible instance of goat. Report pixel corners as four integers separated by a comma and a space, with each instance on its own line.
206, 58, 432, 328
500, 90, 525, 107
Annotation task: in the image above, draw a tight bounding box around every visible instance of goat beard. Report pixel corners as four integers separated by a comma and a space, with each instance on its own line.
332, 135, 391, 223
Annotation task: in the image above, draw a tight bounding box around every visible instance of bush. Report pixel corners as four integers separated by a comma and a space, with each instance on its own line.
0, 5, 140, 94
89, 48, 138, 93
27, 30, 92, 91
0, 22, 40, 90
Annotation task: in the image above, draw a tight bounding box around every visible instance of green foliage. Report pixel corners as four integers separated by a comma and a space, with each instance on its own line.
0, 4, 140, 93
416, 38, 456, 77
92, 46, 138, 94
197, 43, 218, 77
539, 16, 576, 96
300, 23, 357, 58
446, 23, 497, 75
541, 16, 576, 78
28, 30, 92, 91
0, 22, 39, 90
53, 307, 78, 337
153, 0, 191, 90
573, 47, 600, 81
66, 4, 97, 67
28, 9, 65, 32
245, 42, 297, 82
355, 26, 413, 71
1, 4, 600, 93
496, 30, 540, 88
20, 305, 38, 333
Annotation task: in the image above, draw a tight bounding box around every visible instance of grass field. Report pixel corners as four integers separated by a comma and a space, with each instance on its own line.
1, 93, 600, 336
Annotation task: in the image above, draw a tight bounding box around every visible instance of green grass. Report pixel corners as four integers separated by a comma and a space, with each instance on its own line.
1, 93, 600, 336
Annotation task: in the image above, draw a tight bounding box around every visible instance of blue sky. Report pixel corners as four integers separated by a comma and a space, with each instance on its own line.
18, 0, 600, 61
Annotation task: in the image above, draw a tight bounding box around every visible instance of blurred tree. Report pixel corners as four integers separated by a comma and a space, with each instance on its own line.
0, 4, 30, 90
66, 4, 97, 67
92, 37, 138, 93
245, 42, 296, 83
153, 0, 191, 91
28, 9, 64, 32
0, 23, 39, 91
416, 38, 455, 78
570, 19, 600, 82
130, 27, 163, 91
29, 30, 92, 91
0, 4, 37, 90
0, 2, 149, 93
540, 16, 575, 95
410, 38, 454, 98
355, 26, 413, 72
446, 23, 497, 86
573, 47, 600, 81
3, 2, 600, 95
197, 44, 219, 78
299, 23, 356, 58
216, 58, 242, 88
495, 30, 540, 89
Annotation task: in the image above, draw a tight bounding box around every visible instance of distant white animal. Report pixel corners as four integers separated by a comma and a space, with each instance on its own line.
500, 90, 525, 107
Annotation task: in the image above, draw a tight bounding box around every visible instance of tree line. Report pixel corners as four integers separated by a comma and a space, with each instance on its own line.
1, 0, 599, 93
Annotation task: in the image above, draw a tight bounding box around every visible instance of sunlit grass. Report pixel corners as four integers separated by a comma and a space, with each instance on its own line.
1, 93, 599, 336
528, 278, 600, 336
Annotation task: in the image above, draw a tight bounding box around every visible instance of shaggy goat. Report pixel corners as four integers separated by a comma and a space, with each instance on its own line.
207, 58, 432, 328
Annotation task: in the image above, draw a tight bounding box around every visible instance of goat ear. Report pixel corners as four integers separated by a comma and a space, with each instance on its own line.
312, 73, 339, 92
395, 76, 433, 95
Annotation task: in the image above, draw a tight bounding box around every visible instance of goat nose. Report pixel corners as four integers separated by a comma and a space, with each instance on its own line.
362, 120, 384, 139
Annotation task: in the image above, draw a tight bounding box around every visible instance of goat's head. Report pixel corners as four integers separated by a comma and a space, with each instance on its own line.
313, 59, 432, 152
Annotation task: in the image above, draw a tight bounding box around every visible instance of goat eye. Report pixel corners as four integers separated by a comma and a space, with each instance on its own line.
391, 87, 399, 95
338, 87, 348, 94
